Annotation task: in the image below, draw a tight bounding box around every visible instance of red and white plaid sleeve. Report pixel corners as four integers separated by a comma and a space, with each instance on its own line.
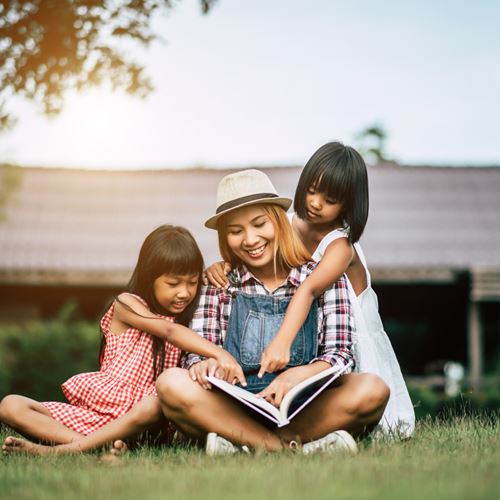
182, 284, 226, 369
313, 274, 355, 370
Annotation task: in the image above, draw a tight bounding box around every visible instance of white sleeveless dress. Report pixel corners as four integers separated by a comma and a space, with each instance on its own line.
311, 227, 415, 438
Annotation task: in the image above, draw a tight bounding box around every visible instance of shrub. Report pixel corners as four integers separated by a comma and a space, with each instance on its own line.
408, 384, 500, 420
0, 302, 100, 402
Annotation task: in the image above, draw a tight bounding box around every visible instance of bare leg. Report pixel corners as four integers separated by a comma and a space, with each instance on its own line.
157, 369, 388, 452
277, 373, 390, 443
0, 395, 82, 444
156, 368, 283, 452
2, 396, 164, 456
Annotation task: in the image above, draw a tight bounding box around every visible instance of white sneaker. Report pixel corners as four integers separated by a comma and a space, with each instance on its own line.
302, 430, 358, 455
206, 432, 242, 456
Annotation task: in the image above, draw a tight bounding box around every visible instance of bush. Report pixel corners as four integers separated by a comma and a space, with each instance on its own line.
409, 384, 500, 420
0, 303, 100, 402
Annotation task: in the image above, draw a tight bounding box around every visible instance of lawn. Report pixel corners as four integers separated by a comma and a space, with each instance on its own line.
1, 415, 498, 500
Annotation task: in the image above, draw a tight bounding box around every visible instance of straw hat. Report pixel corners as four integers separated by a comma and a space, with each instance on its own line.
204, 169, 292, 229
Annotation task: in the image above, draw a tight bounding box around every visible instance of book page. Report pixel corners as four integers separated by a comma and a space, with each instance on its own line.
206, 376, 281, 423
279, 362, 352, 423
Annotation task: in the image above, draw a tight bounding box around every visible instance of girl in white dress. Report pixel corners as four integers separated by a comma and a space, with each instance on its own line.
306, 226, 415, 438
206, 142, 415, 438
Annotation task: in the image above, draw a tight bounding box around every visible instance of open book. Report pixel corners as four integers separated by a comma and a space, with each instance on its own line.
207, 361, 352, 427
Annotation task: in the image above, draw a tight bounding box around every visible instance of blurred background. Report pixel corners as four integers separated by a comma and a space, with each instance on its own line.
0, 0, 499, 417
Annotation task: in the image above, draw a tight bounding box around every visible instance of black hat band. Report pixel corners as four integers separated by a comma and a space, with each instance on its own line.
216, 193, 279, 214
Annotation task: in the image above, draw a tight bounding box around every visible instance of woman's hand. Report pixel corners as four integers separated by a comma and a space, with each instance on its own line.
188, 352, 246, 389
214, 349, 247, 387
258, 338, 291, 378
256, 366, 311, 407
188, 359, 221, 390
203, 261, 232, 288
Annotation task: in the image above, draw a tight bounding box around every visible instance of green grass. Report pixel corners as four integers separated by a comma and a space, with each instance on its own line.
1, 415, 499, 500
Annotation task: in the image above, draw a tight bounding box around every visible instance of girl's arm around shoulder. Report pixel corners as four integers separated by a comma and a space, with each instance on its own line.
203, 261, 232, 288
305, 237, 354, 298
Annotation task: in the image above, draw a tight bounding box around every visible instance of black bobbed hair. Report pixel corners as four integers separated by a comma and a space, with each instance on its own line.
294, 142, 369, 243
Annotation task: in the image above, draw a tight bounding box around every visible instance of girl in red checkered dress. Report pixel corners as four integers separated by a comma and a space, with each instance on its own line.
0, 225, 244, 456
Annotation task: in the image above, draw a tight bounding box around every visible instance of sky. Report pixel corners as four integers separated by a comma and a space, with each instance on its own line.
1, 0, 499, 169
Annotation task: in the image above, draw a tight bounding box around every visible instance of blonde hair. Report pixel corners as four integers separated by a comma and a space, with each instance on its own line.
217, 204, 310, 275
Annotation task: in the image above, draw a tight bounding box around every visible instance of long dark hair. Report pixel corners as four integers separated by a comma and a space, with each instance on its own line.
294, 142, 369, 243
100, 225, 204, 378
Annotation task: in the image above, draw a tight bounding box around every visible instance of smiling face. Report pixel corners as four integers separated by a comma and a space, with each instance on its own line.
224, 205, 277, 275
153, 273, 199, 315
305, 184, 344, 227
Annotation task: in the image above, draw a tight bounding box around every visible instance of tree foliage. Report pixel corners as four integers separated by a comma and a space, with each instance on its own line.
355, 123, 391, 164
0, 0, 218, 130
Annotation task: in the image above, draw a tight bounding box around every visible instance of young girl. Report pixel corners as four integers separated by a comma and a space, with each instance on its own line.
0, 225, 244, 456
206, 144, 415, 438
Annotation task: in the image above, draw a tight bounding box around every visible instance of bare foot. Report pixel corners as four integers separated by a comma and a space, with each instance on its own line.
110, 440, 128, 456
98, 441, 128, 466
2, 436, 51, 456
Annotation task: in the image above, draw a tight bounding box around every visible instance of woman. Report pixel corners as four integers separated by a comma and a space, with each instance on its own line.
156, 169, 389, 454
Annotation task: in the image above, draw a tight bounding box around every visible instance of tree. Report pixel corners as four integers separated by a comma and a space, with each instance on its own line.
0, 0, 218, 130
355, 123, 391, 165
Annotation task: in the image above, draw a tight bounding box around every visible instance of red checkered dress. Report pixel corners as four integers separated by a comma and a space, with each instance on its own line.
42, 296, 181, 435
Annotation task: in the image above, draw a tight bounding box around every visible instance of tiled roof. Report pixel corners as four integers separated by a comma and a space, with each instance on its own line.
0, 164, 499, 284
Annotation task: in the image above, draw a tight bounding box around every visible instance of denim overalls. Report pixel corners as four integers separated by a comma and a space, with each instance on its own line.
224, 291, 319, 394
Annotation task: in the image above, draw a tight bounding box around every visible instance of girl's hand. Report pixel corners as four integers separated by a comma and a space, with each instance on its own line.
256, 366, 311, 407
188, 359, 221, 390
215, 350, 247, 387
203, 261, 231, 288
258, 339, 291, 378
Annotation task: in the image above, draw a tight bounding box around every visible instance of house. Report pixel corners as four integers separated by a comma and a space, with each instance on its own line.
1, 164, 499, 385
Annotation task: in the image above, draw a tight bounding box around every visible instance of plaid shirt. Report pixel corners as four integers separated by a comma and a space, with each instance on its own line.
184, 262, 355, 371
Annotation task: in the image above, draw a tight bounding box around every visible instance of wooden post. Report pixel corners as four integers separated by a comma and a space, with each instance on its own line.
467, 301, 482, 390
